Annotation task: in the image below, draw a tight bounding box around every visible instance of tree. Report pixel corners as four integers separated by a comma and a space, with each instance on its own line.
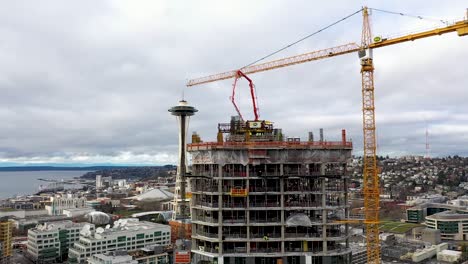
461, 243, 468, 262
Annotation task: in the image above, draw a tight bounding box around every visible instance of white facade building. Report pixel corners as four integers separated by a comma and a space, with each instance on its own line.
63, 208, 96, 218
96, 175, 102, 189
45, 196, 88, 216
437, 250, 462, 263
68, 219, 170, 263
27, 221, 94, 263
88, 251, 138, 264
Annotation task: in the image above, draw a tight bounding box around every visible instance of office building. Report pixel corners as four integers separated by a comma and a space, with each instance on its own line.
68, 219, 170, 263
27, 220, 91, 263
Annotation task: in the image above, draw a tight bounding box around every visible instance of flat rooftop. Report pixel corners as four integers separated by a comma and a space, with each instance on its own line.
409, 202, 468, 212
426, 211, 468, 220
87, 219, 169, 239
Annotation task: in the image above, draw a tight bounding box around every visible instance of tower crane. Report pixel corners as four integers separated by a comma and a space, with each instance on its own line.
187, 7, 468, 264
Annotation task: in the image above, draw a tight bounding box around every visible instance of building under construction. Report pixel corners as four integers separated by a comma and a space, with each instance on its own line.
188, 116, 353, 264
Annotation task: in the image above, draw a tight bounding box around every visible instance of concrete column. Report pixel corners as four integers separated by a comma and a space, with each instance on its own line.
218, 164, 223, 255
246, 164, 251, 253
280, 169, 285, 254
344, 176, 349, 248
320, 163, 325, 175
322, 178, 327, 252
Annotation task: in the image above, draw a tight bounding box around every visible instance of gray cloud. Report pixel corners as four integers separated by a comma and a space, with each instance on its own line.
0, 0, 466, 164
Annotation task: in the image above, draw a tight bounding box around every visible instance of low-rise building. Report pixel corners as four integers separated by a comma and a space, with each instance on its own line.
426, 211, 468, 240
128, 245, 170, 264
12, 214, 72, 234
68, 219, 170, 263
0, 209, 47, 219
27, 220, 93, 263
88, 251, 137, 264
87, 245, 170, 264
406, 203, 467, 223
45, 196, 87, 216
437, 249, 462, 263
63, 208, 96, 218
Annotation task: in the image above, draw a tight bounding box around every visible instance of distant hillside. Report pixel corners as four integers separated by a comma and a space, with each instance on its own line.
0, 166, 125, 172
80, 165, 176, 180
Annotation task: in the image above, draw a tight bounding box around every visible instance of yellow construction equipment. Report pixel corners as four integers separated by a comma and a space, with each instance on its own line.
230, 187, 248, 197
187, 7, 468, 264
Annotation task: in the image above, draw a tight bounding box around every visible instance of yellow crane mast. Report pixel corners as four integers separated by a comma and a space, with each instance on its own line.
187, 7, 468, 264
360, 7, 380, 263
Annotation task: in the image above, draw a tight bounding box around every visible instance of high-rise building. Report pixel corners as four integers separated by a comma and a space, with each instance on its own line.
0, 218, 12, 264
96, 175, 102, 190
189, 117, 352, 264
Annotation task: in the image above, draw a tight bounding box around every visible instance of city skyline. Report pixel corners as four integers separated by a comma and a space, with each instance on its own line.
0, 1, 467, 166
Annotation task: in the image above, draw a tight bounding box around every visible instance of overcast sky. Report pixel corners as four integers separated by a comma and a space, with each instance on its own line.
0, 1, 466, 165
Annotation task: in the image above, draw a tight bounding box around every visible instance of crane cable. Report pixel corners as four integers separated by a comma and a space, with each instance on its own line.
240, 7, 451, 69
241, 8, 364, 68
370, 8, 450, 25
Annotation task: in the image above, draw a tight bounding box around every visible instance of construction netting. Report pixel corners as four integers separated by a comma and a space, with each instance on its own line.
285, 213, 314, 227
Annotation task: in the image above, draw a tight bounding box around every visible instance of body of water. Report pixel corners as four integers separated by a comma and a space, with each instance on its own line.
0, 170, 91, 199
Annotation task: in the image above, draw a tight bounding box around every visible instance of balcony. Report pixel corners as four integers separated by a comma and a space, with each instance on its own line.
249, 218, 280, 224
192, 216, 218, 224
224, 233, 248, 239
285, 201, 321, 207
285, 186, 321, 192
284, 244, 349, 254
192, 185, 219, 193
194, 231, 218, 239
250, 233, 281, 239
195, 202, 219, 208
223, 247, 247, 254
249, 202, 281, 208
284, 232, 322, 238
250, 247, 281, 253
249, 186, 280, 193
222, 202, 247, 209
222, 218, 247, 224
191, 169, 218, 178
285, 247, 318, 253
193, 246, 219, 254
223, 172, 247, 178
283, 168, 306, 176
